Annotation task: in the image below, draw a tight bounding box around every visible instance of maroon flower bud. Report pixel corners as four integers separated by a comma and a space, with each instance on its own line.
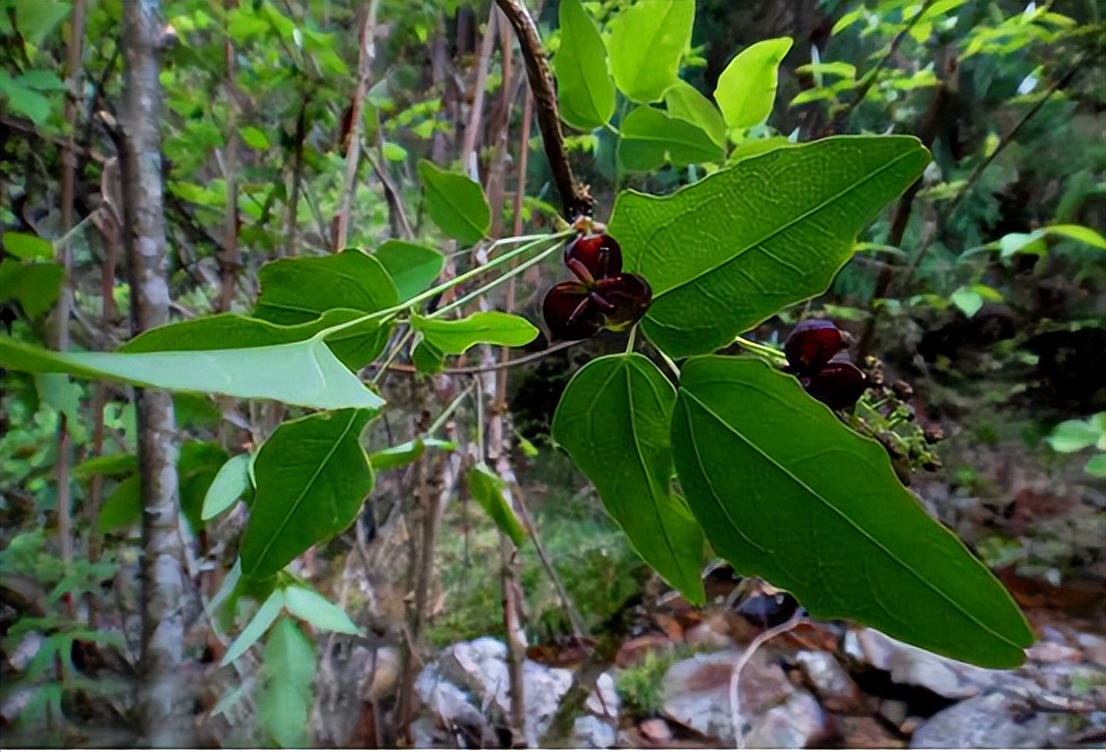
564, 233, 622, 283
801, 356, 868, 411
785, 319, 850, 375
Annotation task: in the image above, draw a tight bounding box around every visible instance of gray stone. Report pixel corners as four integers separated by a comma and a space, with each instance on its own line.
855, 628, 1008, 699
909, 692, 1047, 749
586, 672, 620, 718
796, 649, 870, 712
573, 715, 616, 748
521, 658, 574, 746
744, 690, 825, 748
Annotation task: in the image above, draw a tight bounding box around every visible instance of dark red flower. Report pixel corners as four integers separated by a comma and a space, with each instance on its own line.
785, 319, 850, 375
542, 233, 652, 341
800, 356, 868, 411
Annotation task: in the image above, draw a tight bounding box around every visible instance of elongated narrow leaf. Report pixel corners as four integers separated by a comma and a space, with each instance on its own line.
411, 311, 538, 354
664, 80, 727, 149
552, 354, 705, 603
0, 337, 384, 411
715, 37, 794, 130
240, 409, 375, 580
283, 586, 362, 635
202, 454, 251, 520
554, 0, 616, 129
609, 136, 930, 357
123, 309, 390, 371
671, 356, 1033, 668
222, 589, 284, 666
257, 617, 313, 748
466, 463, 528, 548
369, 438, 455, 472
608, 0, 694, 103
619, 106, 724, 172
73, 453, 137, 479
417, 160, 490, 244
254, 249, 398, 326
372, 240, 445, 301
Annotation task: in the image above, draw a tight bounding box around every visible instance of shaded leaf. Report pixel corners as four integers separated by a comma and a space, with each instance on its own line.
222, 589, 284, 666
283, 586, 362, 635
552, 354, 705, 603
179, 441, 230, 533
0, 337, 384, 411
554, 0, 615, 129
715, 37, 794, 130
372, 240, 445, 302
257, 617, 313, 748
417, 160, 490, 244
369, 438, 455, 472
97, 475, 141, 533
73, 453, 138, 480
619, 106, 724, 172
410, 311, 538, 354
671, 356, 1033, 668
664, 80, 727, 149
608, 0, 694, 103
3, 232, 53, 260
240, 409, 375, 580
0, 260, 63, 318
609, 136, 930, 357
466, 463, 528, 548
254, 249, 397, 326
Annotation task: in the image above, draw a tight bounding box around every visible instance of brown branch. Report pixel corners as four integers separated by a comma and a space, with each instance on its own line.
217, 0, 240, 312
494, 0, 592, 220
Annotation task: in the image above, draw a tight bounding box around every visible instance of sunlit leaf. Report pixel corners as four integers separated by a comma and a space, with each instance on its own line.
554, 0, 615, 129
466, 463, 528, 548
417, 160, 490, 245
410, 311, 538, 354
714, 37, 794, 131
608, 0, 694, 103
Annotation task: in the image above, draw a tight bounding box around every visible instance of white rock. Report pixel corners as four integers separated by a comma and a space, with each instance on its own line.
573, 715, 616, 748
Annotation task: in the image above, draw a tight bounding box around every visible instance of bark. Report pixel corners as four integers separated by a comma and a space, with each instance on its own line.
118, 1, 195, 745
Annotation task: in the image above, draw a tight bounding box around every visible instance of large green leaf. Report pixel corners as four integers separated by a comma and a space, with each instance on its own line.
607, 0, 695, 104
671, 356, 1033, 668
417, 160, 490, 245
254, 249, 398, 326
123, 310, 391, 371
0, 337, 384, 411
410, 311, 538, 354
3, 232, 54, 260
552, 354, 705, 603
619, 106, 724, 172
714, 37, 794, 130
257, 617, 314, 748
664, 80, 727, 149
554, 0, 616, 129
372, 240, 445, 302
240, 409, 375, 581
609, 136, 930, 357
466, 463, 529, 548
0, 259, 63, 319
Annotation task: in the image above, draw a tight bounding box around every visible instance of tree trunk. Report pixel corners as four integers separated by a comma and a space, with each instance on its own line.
118, 1, 195, 745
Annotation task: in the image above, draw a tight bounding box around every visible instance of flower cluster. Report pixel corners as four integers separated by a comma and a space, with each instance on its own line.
784, 319, 867, 411
542, 233, 653, 341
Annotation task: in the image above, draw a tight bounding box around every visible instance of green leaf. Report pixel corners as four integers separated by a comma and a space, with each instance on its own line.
369, 438, 455, 472
372, 240, 445, 302
222, 589, 284, 666
554, 0, 616, 129
238, 125, 270, 150
16, 69, 65, 91
382, 141, 407, 162
283, 586, 362, 635
98, 475, 141, 533
608, 0, 695, 104
671, 356, 1033, 668
1047, 417, 1104, 454
179, 442, 230, 534
619, 107, 725, 172
0, 337, 384, 412
0, 260, 63, 318
254, 249, 398, 326
73, 453, 138, 480
410, 312, 538, 354
950, 287, 983, 318
609, 136, 930, 357
6, 0, 71, 44
664, 80, 727, 149
714, 37, 794, 131
417, 160, 490, 245
257, 617, 313, 748
240, 409, 375, 581
202, 454, 251, 520
552, 354, 706, 603
1085, 454, 1106, 478
1045, 224, 1106, 250
466, 463, 528, 548
3, 232, 53, 260
0, 74, 51, 124
123, 310, 391, 372
411, 338, 445, 374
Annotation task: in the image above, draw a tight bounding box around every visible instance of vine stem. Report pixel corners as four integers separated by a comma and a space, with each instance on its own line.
494, 0, 592, 219
426, 238, 565, 319
732, 336, 786, 363
729, 611, 805, 749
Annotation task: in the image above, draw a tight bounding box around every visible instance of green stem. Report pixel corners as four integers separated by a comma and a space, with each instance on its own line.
370, 326, 414, 387
624, 324, 637, 354
733, 335, 786, 363
427, 238, 565, 319
426, 383, 475, 436
312, 230, 572, 341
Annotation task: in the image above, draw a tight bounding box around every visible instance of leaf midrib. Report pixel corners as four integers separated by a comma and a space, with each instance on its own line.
681, 387, 1022, 651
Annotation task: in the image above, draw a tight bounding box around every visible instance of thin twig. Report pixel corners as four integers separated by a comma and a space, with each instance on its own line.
729, 612, 805, 749
380, 338, 580, 376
